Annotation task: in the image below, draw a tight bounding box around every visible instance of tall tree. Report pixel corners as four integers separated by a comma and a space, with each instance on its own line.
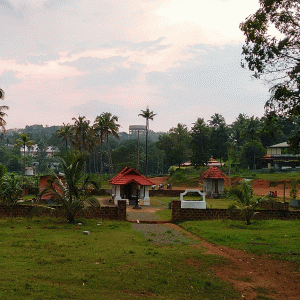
139, 107, 156, 177
95, 112, 120, 175
208, 113, 229, 162
157, 123, 191, 168
56, 123, 74, 150
229, 113, 249, 147
241, 140, 266, 170
71, 116, 91, 153
241, 116, 261, 143
259, 112, 284, 147
93, 115, 106, 174
14, 132, 34, 175
191, 118, 210, 166
240, 0, 300, 116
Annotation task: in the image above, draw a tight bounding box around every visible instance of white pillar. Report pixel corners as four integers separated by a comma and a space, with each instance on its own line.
143, 186, 150, 205
140, 185, 145, 199
114, 185, 121, 204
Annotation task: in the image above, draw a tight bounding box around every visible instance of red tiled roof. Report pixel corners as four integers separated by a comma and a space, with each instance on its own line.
109, 167, 154, 186
201, 166, 227, 180
262, 154, 273, 160
39, 175, 65, 200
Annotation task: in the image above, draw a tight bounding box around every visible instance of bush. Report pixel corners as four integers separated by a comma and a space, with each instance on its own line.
0, 173, 22, 205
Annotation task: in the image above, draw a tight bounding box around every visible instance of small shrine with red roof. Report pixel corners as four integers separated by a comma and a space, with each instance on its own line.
201, 166, 227, 197
109, 167, 154, 205
207, 156, 225, 167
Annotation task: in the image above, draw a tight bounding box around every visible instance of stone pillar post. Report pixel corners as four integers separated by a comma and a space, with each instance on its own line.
114, 185, 121, 204
118, 200, 126, 220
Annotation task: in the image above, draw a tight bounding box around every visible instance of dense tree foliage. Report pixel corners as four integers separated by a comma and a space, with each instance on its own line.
208, 114, 229, 162
157, 124, 191, 168
191, 118, 210, 167
0, 109, 299, 176
39, 151, 99, 223
240, 0, 300, 116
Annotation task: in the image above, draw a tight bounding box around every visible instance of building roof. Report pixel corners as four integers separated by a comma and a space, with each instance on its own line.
39, 174, 65, 201
268, 142, 289, 148
109, 167, 154, 186
201, 166, 227, 180
207, 156, 225, 167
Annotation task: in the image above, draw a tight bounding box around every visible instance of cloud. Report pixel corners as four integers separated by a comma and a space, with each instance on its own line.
0, 70, 22, 88
0, 0, 270, 133
75, 67, 140, 88
0, 0, 13, 9
145, 43, 269, 124
61, 56, 129, 71
25, 53, 60, 65
70, 100, 126, 122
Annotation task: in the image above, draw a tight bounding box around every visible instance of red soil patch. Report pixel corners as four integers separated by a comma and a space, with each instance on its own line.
251, 179, 293, 198
166, 223, 300, 300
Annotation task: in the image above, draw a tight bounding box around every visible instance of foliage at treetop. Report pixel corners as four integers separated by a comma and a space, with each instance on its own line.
191, 118, 210, 166
156, 123, 191, 168
14, 132, 34, 175
240, 0, 300, 116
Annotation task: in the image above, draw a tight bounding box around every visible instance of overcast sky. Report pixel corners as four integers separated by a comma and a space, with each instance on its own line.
0, 0, 269, 133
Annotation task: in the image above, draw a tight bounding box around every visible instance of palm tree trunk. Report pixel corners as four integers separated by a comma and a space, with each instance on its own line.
145, 119, 149, 177
100, 140, 103, 175
107, 135, 113, 176
137, 130, 140, 171
23, 144, 26, 175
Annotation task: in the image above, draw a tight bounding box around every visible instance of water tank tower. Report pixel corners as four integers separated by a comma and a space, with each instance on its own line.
129, 125, 146, 135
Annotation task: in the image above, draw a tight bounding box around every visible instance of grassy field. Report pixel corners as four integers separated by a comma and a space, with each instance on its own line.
0, 218, 239, 300
180, 219, 300, 265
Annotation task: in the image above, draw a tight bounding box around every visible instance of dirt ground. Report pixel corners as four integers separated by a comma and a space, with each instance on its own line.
167, 223, 300, 300
150, 176, 293, 198
148, 176, 300, 299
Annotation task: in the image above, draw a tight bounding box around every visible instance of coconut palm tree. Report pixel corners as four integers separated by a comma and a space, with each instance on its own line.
93, 115, 106, 174
100, 112, 120, 175
14, 132, 34, 175
139, 107, 156, 177
72, 116, 91, 153
228, 180, 265, 225
39, 151, 99, 222
56, 123, 74, 150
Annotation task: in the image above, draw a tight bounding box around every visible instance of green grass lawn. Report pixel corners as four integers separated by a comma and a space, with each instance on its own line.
180, 219, 300, 266
255, 172, 300, 181
0, 218, 239, 300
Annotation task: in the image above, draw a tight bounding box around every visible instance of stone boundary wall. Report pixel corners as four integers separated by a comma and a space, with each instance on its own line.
90, 189, 111, 196
0, 200, 126, 221
259, 200, 289, 210
150, 190, 185, 197
171, 201, 300, 222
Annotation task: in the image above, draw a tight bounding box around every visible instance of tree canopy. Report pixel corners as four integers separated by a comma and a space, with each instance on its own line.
240, 0, 300, 116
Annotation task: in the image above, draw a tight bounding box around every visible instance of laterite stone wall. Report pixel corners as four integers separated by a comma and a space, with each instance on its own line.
259, 200, 289, 210
171, 201, 300, 222
0, 200, 126, 221
150, 190, 185, 197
